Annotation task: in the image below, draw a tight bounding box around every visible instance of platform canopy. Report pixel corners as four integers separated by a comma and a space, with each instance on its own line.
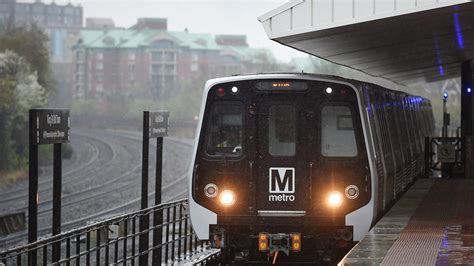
258, 0, 474, 84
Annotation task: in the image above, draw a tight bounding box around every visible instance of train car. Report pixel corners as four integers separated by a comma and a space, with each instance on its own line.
188, 73, 435, 262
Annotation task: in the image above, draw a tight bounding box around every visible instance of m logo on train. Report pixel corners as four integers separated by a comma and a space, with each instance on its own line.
269, 167, 295, 201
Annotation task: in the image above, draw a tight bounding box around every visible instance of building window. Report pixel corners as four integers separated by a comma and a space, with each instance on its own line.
164, 65, 174, 75
151, 52, 162, 62
75, 74, 81, 82
33, 15, 44, 23
96, 63, 103, 70
164, 52, 174, 62
151, 40, 175, 49
128, 52, 135, 61
76, 63, 83, 72
128, 64, 135, 73
96, 84, 104, 92
47, 6, 61, 14
150, 49, 177, 92
33, 5, 44, 13
47, 15, 60, 25
64, 7, 74, 15
151, 64, 162, 74
96, 73, 104, 82
15, 5, 29, 13
191, 63, 199, 72
128, 74, 135, 81
96, 52, 103, 60
191, 53, 199, 62
63, 16, 70, 25
151, 74, 162, 84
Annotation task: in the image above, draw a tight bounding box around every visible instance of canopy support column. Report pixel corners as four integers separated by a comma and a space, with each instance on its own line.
461, 61, 473, 178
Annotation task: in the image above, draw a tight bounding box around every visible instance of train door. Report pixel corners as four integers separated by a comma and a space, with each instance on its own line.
255, 93, 311, 214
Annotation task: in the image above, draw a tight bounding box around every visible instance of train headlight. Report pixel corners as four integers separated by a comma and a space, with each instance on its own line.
204, 183, 218, 198
219, 190, 236, 207
327, 191, 343, 208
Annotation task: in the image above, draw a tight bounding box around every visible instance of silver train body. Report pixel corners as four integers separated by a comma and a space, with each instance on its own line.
188, 73, 434, 260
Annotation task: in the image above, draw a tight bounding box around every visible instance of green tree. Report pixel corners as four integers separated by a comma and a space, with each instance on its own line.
0, 50, 47, 171
0, 25, 51, 172
0, 25, 53, 94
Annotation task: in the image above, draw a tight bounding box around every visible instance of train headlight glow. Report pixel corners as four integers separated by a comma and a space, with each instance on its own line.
327, 191, 343, 208
231, 86, 239, 94
325, 87, 333, 94
219, 190, 236, 206
204, 183, 218, 198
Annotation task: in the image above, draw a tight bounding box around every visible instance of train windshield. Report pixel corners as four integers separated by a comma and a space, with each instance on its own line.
321, 105, 358, 157
205, 103, 243, 156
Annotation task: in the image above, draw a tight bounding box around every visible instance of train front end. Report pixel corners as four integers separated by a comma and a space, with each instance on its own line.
189, 75, 374, 262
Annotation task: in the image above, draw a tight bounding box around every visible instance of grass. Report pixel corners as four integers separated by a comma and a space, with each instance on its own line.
0, 169, 27, 188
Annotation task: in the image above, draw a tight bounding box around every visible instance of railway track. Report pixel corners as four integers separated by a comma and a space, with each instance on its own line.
0, 134, 115, 209
0, 129, 193, 249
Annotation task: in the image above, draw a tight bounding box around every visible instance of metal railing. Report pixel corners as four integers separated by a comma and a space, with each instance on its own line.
0, 199, 212, 265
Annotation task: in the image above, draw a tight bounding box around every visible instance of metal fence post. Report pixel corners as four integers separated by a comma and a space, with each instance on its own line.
139, 111, 150, 265
28, 110, 39, 266
52, 143, 62, 263
152, 137, 163, 265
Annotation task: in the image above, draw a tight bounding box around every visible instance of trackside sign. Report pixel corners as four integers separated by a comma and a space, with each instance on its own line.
31, 109, 70, 145
148, 111, 169, 138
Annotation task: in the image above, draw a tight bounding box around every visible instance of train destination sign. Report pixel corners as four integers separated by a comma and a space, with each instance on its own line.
149, 110, 169, 138
256, 81, 308, 91
31, 109, 70, 145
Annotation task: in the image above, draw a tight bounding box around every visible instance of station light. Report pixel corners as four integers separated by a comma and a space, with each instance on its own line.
468, 88, 472, 93
258, 233, 269, 252
219, 190, 236, 206
327, 191, 343, 208
443, 91, 448, 99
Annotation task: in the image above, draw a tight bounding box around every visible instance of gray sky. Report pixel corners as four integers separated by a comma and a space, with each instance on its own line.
33, 0, 308, 62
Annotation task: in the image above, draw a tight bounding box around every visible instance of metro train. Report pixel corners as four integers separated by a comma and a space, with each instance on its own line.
188, 73, 435, 262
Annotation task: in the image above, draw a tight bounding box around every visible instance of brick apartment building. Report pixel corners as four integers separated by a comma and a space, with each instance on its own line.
73, 18, 268, 100
0, 0, 83, 64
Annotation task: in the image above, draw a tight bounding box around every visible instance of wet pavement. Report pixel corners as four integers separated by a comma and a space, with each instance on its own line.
340, 178, 474, 265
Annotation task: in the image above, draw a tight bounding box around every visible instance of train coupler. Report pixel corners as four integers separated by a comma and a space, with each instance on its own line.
258, 232, 301, 255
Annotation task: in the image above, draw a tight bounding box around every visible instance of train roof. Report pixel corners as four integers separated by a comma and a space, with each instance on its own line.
204, 73, 431, 103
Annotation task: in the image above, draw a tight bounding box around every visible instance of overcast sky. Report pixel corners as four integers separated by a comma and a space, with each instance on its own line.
27, 0, 308, 62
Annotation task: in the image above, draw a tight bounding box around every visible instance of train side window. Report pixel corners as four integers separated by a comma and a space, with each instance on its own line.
321, 105, 358, 157
205, 103, 243, 156
268, 105, 296, 156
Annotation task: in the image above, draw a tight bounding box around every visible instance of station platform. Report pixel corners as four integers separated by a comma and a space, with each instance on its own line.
340, 178, 474, 265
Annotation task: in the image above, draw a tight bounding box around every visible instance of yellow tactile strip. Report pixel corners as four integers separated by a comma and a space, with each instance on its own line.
381, 179, 474, 265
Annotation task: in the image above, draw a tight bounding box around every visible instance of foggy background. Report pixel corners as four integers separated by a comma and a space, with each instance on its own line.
0, 0, 460, 183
